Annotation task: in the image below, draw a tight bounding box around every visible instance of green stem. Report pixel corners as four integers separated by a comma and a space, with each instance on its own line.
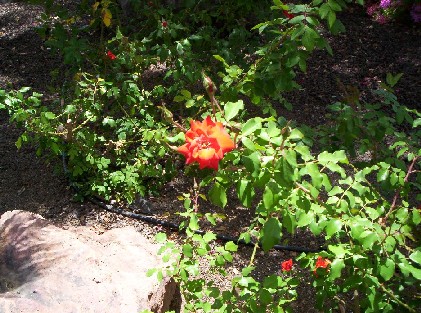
379, 284, 416, 313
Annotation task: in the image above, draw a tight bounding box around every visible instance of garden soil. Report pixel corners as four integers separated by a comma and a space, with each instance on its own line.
0, 1, 420, 312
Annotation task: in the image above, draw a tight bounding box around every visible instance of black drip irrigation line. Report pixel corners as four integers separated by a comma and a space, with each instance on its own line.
88, 196, 325, 253
62, 151, 324, 253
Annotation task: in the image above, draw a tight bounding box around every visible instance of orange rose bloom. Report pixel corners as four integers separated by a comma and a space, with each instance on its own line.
281, 259, 293, 272
177, 116, 235, 170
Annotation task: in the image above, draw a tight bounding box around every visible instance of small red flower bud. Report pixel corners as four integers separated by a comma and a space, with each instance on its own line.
162, 20, 168, 28
106, 50, 116, 60
283, 10, 294, 19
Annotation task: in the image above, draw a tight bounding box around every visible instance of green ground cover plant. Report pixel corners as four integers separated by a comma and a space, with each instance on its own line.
0, 0, 420, 311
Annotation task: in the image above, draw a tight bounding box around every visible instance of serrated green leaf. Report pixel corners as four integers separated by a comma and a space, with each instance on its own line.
325, 219, 342, 237
297, 211, 314, 227
377, 167, 390, 182
295, 145, 313, 161
203, 232, 216, 243
328, 244, 348, 258
242, 117, 262, 136
225, 241, 238, 252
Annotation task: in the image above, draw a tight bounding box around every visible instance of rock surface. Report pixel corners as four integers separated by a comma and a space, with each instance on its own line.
0, 210, 180, 313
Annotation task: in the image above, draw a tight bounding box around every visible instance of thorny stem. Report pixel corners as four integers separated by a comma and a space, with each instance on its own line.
384, 156, 419, 222
248, 240, 260, 267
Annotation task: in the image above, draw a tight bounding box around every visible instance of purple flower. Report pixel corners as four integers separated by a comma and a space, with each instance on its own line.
366, 4, 378, 16
376, 14, 388, 24
380, 0, 391, 9
410, 3, 421, 23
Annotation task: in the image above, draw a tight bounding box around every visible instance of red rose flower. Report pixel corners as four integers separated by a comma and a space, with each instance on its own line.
281, 259, 293, 272
162, 20, 168, 28
177, 116, 235, 170
106, 50, 116, 60
283, 10, 294, 19
314, 256, 331, 276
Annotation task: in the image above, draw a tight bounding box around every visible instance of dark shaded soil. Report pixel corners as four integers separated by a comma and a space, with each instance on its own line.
0, 1, 420, 312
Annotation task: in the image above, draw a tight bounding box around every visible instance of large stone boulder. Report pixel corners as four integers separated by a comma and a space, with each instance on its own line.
0, 210, 180, 313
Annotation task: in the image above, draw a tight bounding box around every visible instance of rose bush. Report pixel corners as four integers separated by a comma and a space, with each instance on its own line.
1, 0, 420, 312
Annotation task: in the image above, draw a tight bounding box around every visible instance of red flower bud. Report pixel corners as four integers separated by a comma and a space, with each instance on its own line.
106, 50, 116, 60
162, 20, 168, 28
283, 10, 294, 19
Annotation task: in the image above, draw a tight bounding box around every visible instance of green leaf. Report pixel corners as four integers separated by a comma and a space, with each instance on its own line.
302, 26, 318, 51
284, 149, 297, 167
328, 0, 342, 11
377, 165, 390, 182
329, 258, 345, 280
359, 231, 379, 249
409, 250, 421, 265
213, 54, 229, 67
306, 163, 323, 189
328, 244, 348, 258
183, 243, 193, 257
203, 232, 216, 243
224, 100, 244, 121
380, 258, 395, 281
263, 182, 280, 211
325, 219, 342, 237
327, 11, 336, 29
242, 117, 262, 136
237, 179, 255, 207
259, 289, 273, 305
44, 112, 56, 120
189, 215, 200, 231
261, 217, 282, 251
180, 89, 191, 99
297, 211, 314, 227
242, 151, 261, 178
209, 182, 227, 208
273, 0, 282, 7
289, 128, 304, 140
155, 232, 167, 243
319, 3, 331, 19
225, 241, 238, 252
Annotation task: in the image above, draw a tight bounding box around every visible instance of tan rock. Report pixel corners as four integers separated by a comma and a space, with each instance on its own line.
0, 210, 180, 313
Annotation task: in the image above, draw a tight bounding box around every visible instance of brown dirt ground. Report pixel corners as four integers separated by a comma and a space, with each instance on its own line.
0, 1, 420, 312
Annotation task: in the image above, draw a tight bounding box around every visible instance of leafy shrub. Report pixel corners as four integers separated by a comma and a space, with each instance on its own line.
1, 0, 420, 311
